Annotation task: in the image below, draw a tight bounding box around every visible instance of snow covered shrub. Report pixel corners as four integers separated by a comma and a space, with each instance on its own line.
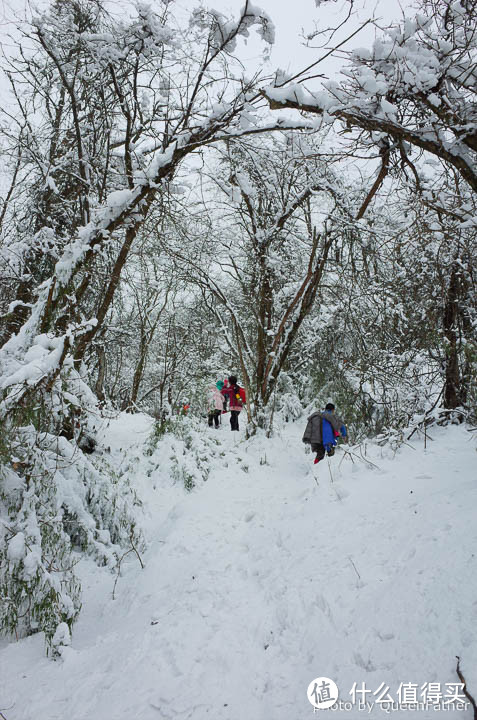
0, 455, 82, 651
275, 372, 305, 423
147, 415, 177, 453
309, 343, 442, 441
147, 415, 217, 492
168, 418, 212, 492
0, 370, 143, 652
171, 462, 196, 493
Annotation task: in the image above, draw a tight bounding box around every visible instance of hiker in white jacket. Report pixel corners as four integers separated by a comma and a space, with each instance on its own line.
207, 382, 225, 428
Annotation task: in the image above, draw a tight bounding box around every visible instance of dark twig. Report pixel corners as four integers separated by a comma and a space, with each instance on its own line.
130, 531, 145, 570
112, 536, 145, 599
112, 548, 134, 600
456, 656, 477, 719
407, 389, 444, 440
348, 556, 361, 580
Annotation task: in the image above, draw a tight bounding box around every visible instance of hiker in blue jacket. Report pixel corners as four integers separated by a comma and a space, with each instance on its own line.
302, 402, 347, 465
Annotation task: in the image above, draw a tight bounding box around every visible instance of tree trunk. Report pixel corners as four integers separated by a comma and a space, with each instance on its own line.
95, 345, 106, 403
73, 223, 142, 363
443, 263, 461, 410
129, 332, 148, 410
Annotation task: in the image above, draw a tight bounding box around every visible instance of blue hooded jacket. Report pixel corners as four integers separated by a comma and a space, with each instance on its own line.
322, 411, 347, 450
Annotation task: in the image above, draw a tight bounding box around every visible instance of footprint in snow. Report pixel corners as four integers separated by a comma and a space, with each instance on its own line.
402, 546, 416, 561
354, 652, 377, 672
315, 594, 336, 626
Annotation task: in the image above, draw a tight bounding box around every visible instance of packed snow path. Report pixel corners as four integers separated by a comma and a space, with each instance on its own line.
1, 417, 476, 720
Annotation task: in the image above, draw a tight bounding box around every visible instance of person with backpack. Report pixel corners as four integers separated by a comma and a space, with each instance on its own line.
302, 402, 347, 464
217, 379, 228, 413
221, 375, 246, 431
207, 382, 225, 428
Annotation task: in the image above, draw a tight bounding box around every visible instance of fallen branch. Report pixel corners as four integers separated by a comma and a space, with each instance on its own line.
339, 445, 381, 471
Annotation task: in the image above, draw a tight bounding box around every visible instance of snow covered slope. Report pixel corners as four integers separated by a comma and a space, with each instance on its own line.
1, 414, 476, 720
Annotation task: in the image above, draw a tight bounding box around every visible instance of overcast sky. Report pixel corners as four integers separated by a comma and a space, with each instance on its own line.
1, 0, 409, 79
187, 0, 407, 80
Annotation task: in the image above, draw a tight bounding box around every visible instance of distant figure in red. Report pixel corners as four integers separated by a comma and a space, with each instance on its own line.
221, 375, 246, 431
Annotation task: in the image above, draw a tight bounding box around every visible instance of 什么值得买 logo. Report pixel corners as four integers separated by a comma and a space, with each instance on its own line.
307, 677, 339, 709
306, 678, 470, 712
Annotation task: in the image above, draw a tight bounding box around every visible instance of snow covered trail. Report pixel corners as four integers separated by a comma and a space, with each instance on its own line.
1, 416, 476, 720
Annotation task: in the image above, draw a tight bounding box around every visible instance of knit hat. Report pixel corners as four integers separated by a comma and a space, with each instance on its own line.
216, 380, 224, 390
228, 375, 237, 385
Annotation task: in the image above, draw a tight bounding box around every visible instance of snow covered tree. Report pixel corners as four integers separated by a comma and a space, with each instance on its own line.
167, 132, 361, 432
0, 0, 284, 649
1, 0, 280, 402
265, 0, 477, 193
302, 175, 476, 435
263, 0, 477, 415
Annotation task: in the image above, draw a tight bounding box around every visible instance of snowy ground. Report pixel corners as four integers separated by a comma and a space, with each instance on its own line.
1, 413, 476, 720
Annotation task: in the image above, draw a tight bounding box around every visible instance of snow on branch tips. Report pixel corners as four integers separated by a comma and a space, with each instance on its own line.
191, 2, 275, 54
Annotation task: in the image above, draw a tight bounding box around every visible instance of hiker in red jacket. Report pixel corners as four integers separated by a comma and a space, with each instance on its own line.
221, 375, 246, 431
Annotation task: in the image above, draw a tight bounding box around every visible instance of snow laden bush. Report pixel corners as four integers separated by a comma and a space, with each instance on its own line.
256, 372, 306, 435
148, 415, 219, 493
309, 307, 443, 441
0, 367, 143, 654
